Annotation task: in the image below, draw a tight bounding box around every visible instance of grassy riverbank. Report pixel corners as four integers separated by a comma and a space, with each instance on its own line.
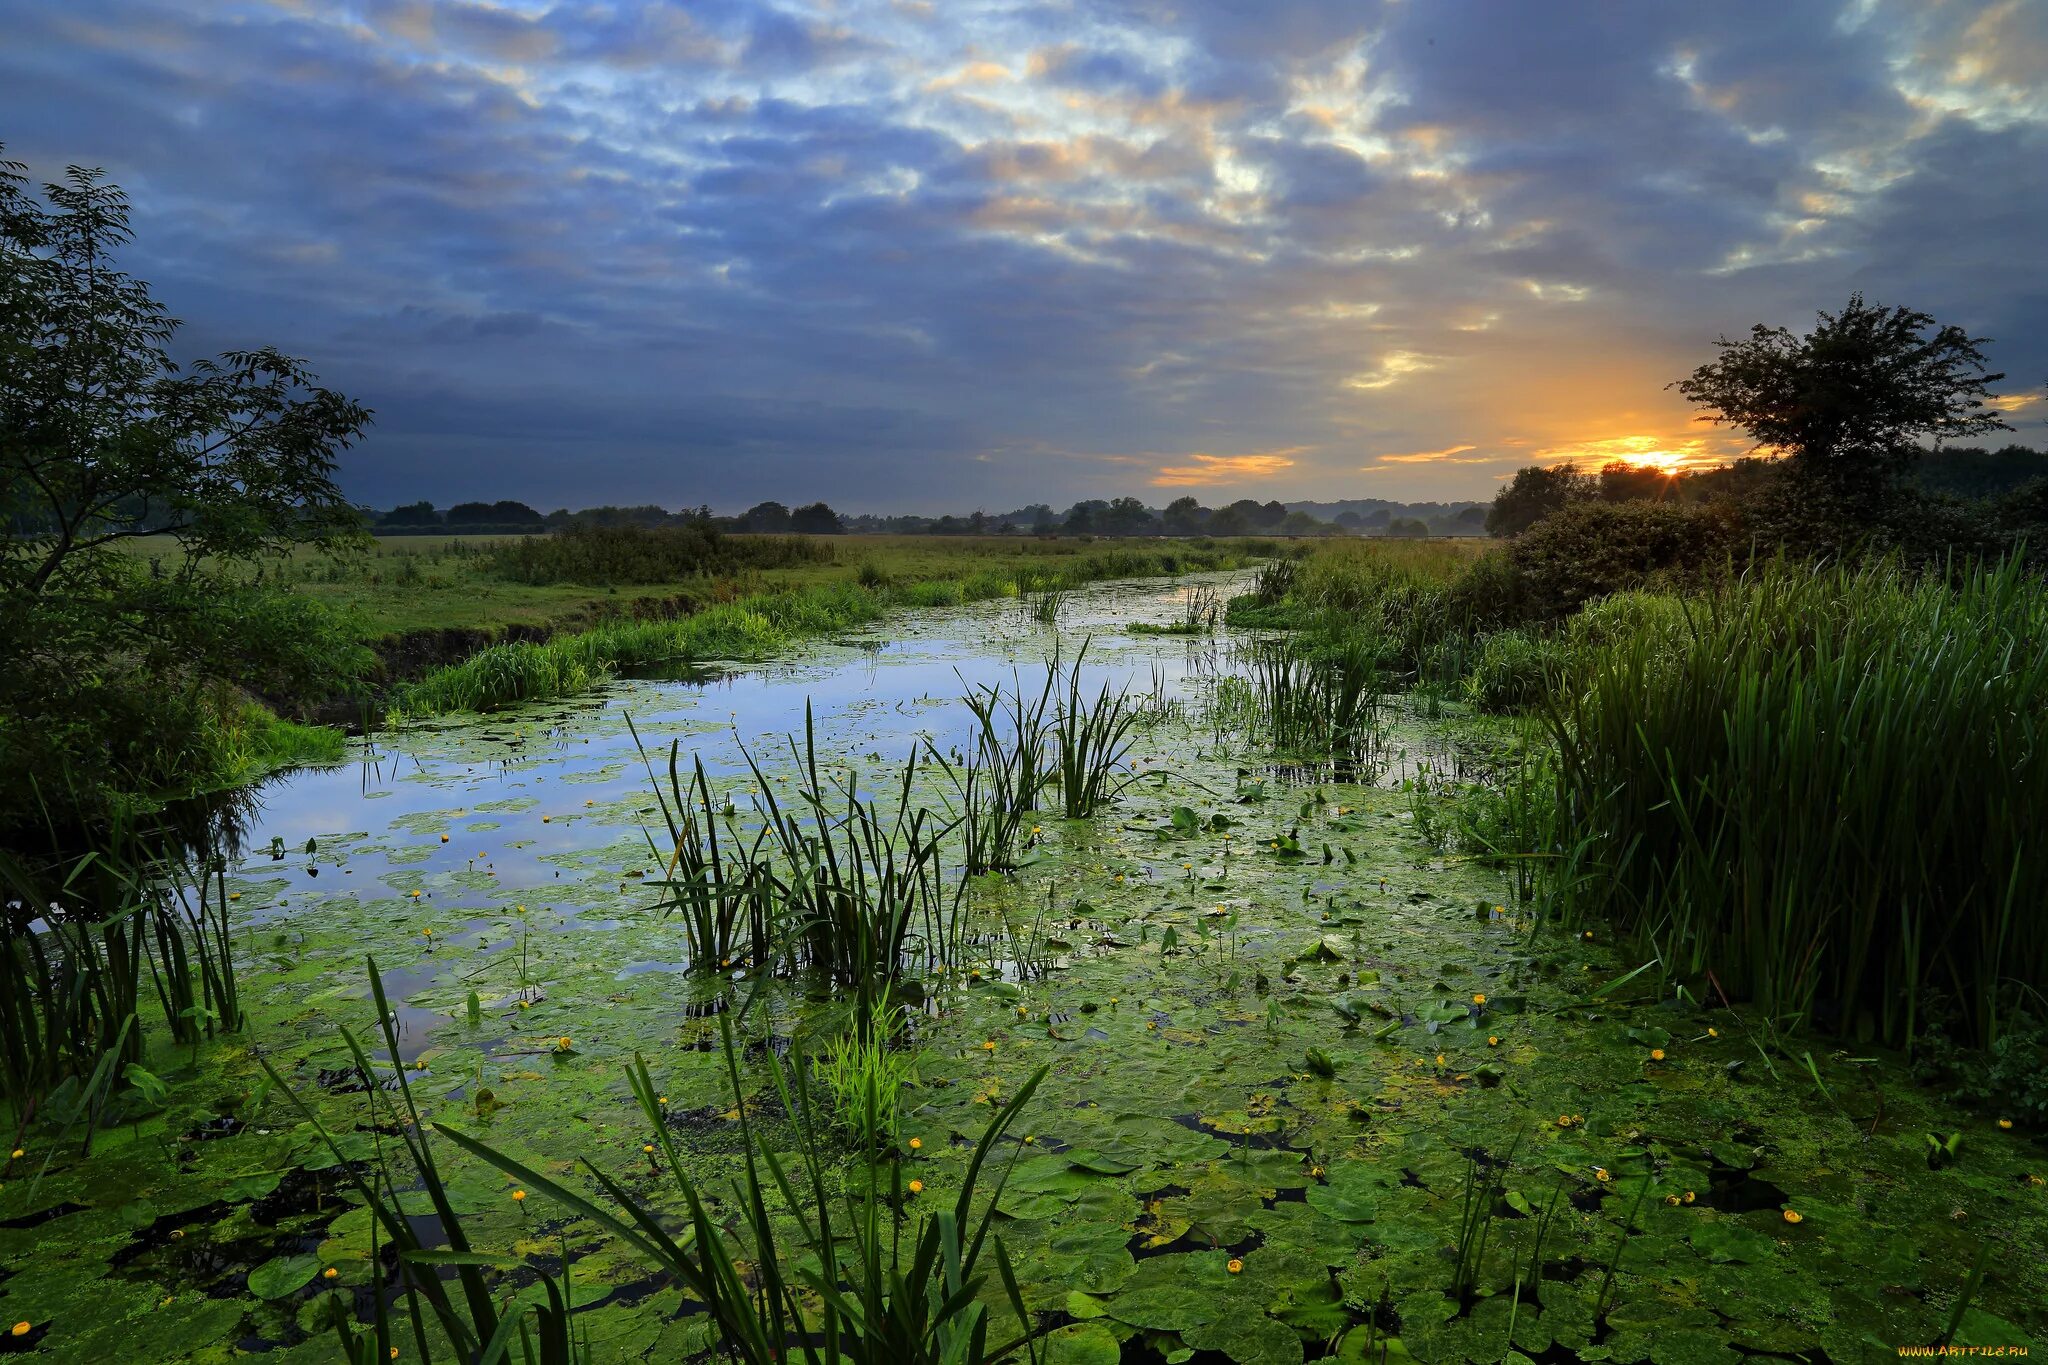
387, 541, 1268, 716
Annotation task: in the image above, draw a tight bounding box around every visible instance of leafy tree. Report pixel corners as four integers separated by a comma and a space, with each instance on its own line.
1673, 294, 2013, 506
446, 499, 541, 526
1162, 495, 1207, 536
0, 152, 371, 829
1062, 499, 1108, 534
1, 157, 369, 596
789, 501, 844, 534
380, 500, 441, 527
1486, 465, 1593, 536
1596, 461, 1674, 504
1384, 516, 1430, 538
1206, 505, 1250, 537
738, 500, 793, 533
1100, 496, 1157, 536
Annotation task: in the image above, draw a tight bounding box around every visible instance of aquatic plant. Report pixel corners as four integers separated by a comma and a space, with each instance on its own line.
1542, 555, 2048, 1049
746, 707, 963, 1023
1048, 641, 1144, 818
1241, 625, 1383, 755
928, 667, 1055, 876
0, 824, 245, 1117
263, 961, 582, 1364
439, 1019, 1049, 1365
810, 995, 922, 1150
632, 720, 777, 972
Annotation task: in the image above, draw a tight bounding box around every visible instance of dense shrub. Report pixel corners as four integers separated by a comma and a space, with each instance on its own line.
1505, 499, 1743, 619
0, 568, 368, 830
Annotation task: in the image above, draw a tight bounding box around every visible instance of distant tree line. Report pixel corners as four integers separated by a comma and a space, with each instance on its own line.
359, 493, 1489, 539
360, 493, 1490, 540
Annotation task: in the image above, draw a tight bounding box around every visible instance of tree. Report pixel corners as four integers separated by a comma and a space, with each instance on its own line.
1063, 499, 1108, 534
1596, 462, 1674, 504
1384, 516, 1430, 538
1673, 295, 2012, 506
447, 499, 541, 526
2, 159, 369, 596
1, 153, 371, 827
789, 501, 844, 534
1100, 496, 1157, 536
738, 501, 792, 533
1206, 505, 1250, 537
1486, 465, 1593, 537
381, 500, 441, 527
1162, 495, 1207, 536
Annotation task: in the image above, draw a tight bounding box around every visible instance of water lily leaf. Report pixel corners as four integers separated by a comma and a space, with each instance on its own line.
1304, 1184, 1377, 1224
1105, 1283, 1219, 1331
1303, 935, 1348, 962
1065, 1148, 1142, 1176
1044, 1322, 1123, 1365
1184, 1312, 1305, 1365
1688, 1219, 1776, 1264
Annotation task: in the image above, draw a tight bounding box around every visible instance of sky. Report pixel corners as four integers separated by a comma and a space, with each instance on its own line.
3, 0, 2045, 513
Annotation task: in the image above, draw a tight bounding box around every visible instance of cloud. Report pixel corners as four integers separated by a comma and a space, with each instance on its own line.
0, 0, 2038, 510
1150, 449, 1307, 487
1372, 444, 1485, 465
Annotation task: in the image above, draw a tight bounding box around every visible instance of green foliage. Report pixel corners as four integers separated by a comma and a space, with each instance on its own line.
1502, 499, 1742, 620
1462, 628, 1560, 713
810, 1002, 923, 1150
440, 1022, 1049, 1365
1050, 641, 1144, 819
1674, 293, 2014, 500
1, 826, 243, 1117
1911, 1004, 2048, 1127
0, 151, 368, 831
1537, 555, 2048, 1049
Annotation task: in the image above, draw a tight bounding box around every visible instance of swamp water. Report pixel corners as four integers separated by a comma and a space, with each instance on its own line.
1, 571, 2041, 1363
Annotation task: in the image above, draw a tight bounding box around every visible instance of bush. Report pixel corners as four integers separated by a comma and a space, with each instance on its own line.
1505, 499, 1744, 619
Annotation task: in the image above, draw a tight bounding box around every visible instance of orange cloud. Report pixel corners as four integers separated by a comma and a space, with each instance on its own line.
1150, 449, 1305, 487
1372, 443, 1485, 465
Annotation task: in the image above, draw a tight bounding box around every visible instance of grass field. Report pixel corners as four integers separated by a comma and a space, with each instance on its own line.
119, 532, 1317, 639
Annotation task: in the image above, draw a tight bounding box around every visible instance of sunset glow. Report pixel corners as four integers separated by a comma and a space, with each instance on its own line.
0, 1, 2040, 508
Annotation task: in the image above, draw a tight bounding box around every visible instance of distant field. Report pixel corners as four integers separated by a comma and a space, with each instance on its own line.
115, 531, 1465, 639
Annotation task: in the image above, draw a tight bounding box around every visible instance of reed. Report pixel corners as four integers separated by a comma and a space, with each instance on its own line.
1, 824, 244, 1118
745, 708, 963, 1026
439, 1019, 1050, 1365
1048, 642, 1143, 818
1540, 555, 2048, 1049
263, 960, 579, 1364
927, 668, 1054, 875
1242, 625, 1383, 755
632, 719, 777, 972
